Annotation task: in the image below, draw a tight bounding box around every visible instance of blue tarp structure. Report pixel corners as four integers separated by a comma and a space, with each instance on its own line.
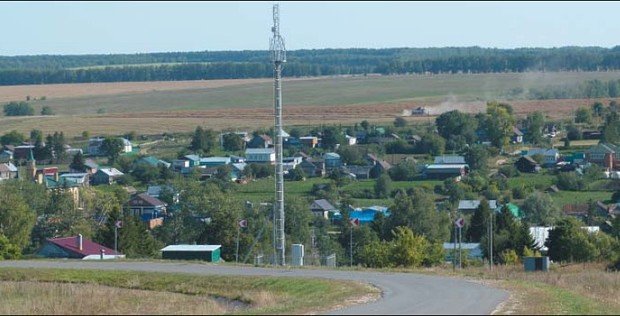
332, 206, 390, 224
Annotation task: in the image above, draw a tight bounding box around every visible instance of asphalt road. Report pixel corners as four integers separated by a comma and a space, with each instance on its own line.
0, 261, 508, 315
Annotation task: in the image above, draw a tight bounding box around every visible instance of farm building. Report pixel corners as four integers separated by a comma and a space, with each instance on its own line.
37, 235, 124, 260
433, 155, 466, 164
423, 163, 468, 179
515, 156, 541, 173
161, 245, 221, 262
310, 199, 337, 219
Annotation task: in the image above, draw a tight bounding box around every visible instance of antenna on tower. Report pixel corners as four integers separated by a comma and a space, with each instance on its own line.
270, 3, 286, 266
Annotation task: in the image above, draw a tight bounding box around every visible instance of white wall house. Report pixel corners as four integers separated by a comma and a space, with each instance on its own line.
245, 148, 276, 164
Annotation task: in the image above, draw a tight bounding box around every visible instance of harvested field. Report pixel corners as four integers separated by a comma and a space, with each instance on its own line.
0, 98, 617, 137
0, 78, 315, 103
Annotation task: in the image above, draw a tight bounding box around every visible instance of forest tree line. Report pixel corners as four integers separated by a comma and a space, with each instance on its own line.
2, 46, 620, 85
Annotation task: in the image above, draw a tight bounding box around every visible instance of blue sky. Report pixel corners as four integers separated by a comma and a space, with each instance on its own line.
1, 1, 619, 55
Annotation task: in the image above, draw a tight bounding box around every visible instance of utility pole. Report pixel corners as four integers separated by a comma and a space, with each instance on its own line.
489, 212, 494, 270
270, 3, 287, 266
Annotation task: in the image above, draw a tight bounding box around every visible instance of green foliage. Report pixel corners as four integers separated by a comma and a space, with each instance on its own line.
244, 163, 274, 179
69, 151, 86, 172
485, 101, 516, 148
337, 146, 364, 165
556, 172, 586, 191
464, 144, 489, 171
374, 174, 392, 199
387, 188, 450, 243
0, 185, 36, 250
466, 199, 491, 242
500, 249, 520, 265
545, 217, 597, 263
602, 111, 620, 144
131, 162, 160, 184
388, 161, 418, 181
287, 165, 306, 181
389, 227, 427, 267
435, 110, 478, 147
321, 126, 345, 151
0, 130, 25, 146
521, 191, 561, 226
40, 106, 54, 115
575, 107, 593, 124
101, 137, 124, 164
3, 101, 34, 116
393, 116, 407, 128
418, 133, 445, 156
118, 215, 163, 258
498, 165, 520, 177
222, 133, 245, 151
189, 126, 217, 154
524, 111, 545, 144
0, 233, 21, 259
566, 124, 582, 140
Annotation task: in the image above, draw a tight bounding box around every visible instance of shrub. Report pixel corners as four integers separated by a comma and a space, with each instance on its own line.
3, 101, 34, 116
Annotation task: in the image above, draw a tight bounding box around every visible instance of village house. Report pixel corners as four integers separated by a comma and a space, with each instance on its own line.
457, 200, 499, 213
245, 148, 276, 164
512, 127, 524, 144
182, 154, 201, 167
0, 162, 18, 181
522, 148, 560, 166
423, 163, 468, 179
247, 134, 273, 149
37, 234, 124, 260
341, 164, 373, 180
585, 143, 620, 170
199, 156, 231, 167
88, 137, 132, 156
0, 149, 13, 162
91, 168, 124, 185
324, 152, 342, 171
515, 156, 541, 173
310, 199, 337, 219
433, 155, 466, 165
299, 136, 319, 148
299, 158, 326, 177
128, 193, 167, 229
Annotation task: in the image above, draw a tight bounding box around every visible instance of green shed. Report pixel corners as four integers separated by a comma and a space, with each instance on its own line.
161, 245, 221, 262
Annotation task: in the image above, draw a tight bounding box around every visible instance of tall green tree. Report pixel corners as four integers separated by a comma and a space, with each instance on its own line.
521, 191, 561, 226
545, 217, 597, 263
523, 111, 545, 145
485, 101, 515, 149
466, 199, 491, 242
374, 174, 392, 199
69, 151, 86, 172
0, 185, 36, 250
101, 137, 124, 164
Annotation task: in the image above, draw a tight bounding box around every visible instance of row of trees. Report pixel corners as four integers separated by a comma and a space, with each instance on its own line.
4, 46, 620, 85
527, 79, 620, 100
2, 101, 54, 116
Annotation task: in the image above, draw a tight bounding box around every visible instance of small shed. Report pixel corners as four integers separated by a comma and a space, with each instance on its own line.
161, 245, 221, 262
523, 256, 550, 272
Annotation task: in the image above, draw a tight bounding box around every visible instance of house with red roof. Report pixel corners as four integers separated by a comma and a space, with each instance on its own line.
36, 234, 124, 260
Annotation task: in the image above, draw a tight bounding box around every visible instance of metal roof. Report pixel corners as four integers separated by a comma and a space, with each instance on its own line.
200, 157, 231, 163
245, 148, 275, 154
433, 155, 465, 164
99, 168, 124, 177
161, 245, 221, 252
426, 164, 468, 169
458, 200, 498, 210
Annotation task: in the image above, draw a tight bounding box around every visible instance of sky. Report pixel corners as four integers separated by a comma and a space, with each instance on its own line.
1, 1, 619, 56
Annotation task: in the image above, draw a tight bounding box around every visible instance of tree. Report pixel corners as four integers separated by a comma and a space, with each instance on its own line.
521, 191, 561, 226
602, 111, 620, 144
435, 110, 477, 145
40, 106, 54, 115
69, 151, 86, 172
485, 101, 515, 149
575, 107, 593, 124
321, 126, 345, 150
101, 137, 124, 164
388, 161, 418, 181
374, 174, 392, 199
394, 116, 407, 128
131, 162, 160, 184
360, 120, 370, 131
566, 124, 582, 140
389, 227, 429, 268
464, 144, 489, 171
0, 185, 36, 250
467, 199, 491, 242
222, 133, 245, 151
556, 172, 585, 191
591, 101, 605, 117
118, 214, 162, 258
546, 217, 597, 263
123, 131, 138, 141
3, 101, 34, 116
0, 130, 25, 146
287, 165, 306, 181
337, 146, 363, 165
190, 126, 206, 152
418, 133, 445, 156
387, 188, 450, 243
0, 233, 21, 259
523, 112, 545, 144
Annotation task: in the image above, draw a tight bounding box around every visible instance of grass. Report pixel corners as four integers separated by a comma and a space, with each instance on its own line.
0, 268, 377, 315
550, 190, 612, 208
507, 174, 556, 189
448, 263, 620, 315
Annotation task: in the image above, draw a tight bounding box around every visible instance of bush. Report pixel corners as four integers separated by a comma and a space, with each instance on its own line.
40, 106, 54, 115
3, 101, 34, 116
556, 172, 585, 191
500, 249, 520, 265
498, 165, 520, 177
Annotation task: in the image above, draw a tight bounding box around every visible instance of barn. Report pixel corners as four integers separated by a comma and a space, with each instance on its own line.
161, 245, 221, 262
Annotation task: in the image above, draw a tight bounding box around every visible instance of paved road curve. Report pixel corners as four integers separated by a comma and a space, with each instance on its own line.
0, 261, 507, 314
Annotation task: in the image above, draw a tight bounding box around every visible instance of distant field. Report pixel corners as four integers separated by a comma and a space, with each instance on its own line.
2, 71, 620, 136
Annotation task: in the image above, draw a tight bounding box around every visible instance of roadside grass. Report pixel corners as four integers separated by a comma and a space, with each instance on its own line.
450, 263, 620, 315
0, 268, 376, 315
0, 281, 229, 315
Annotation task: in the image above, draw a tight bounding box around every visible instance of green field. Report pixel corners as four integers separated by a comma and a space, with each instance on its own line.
32, 71, 620, 116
